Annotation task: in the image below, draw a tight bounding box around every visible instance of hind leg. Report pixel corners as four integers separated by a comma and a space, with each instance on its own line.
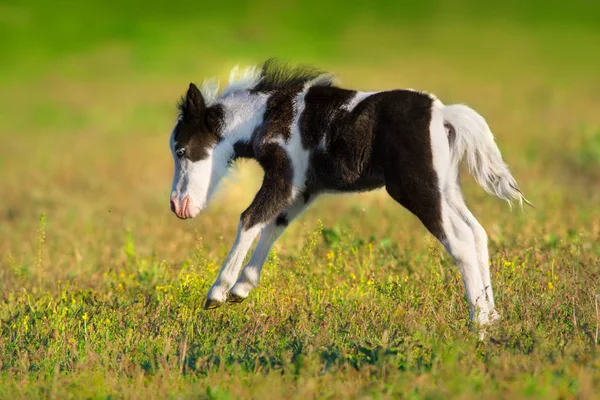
446, 182, 500, 322
439, 200, 491, 325
385, 180, 490, 326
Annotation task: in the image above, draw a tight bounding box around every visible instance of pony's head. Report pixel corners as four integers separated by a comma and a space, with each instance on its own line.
169, 83, 226, 219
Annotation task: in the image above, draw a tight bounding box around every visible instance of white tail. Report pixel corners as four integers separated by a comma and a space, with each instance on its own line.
442, 104, 531, 207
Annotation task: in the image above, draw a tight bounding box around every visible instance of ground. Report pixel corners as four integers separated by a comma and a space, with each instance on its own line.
1, 1, 600, 398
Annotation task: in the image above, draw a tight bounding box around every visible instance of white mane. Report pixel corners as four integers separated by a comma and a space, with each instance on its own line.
200, 65, 263, 106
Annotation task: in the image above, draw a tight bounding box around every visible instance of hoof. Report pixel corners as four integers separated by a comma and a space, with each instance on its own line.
227, 293, 246, 303
204, 298, 224, 310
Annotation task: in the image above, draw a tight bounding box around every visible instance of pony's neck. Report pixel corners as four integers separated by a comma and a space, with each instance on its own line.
218, 91, 269, 145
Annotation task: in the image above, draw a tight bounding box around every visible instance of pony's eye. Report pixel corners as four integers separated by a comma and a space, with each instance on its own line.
176, 148, 186, 157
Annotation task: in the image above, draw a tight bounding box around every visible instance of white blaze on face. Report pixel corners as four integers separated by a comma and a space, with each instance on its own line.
170, 130, 232, 218
169, 131, 210, 218
172, 154, 214, 215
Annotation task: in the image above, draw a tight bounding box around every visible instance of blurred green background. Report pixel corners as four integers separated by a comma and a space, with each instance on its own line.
3, 0, 600, 83
0, 0, 600, 81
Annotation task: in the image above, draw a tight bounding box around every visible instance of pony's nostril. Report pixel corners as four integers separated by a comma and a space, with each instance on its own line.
170, 199, 176, 213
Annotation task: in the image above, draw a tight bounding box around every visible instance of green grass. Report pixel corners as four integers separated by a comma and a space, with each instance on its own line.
1, 1, 600, 398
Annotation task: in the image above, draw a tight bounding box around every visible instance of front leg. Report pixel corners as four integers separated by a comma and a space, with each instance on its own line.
229, 194, 316, 302
204, 143, 295, 309
204, 221, 262, 309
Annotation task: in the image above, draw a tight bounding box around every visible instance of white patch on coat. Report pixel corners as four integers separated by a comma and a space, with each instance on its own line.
220, 91, 269, 141
429, 98, 451, 189
317, 91, 378, 151
341, 91, 377, 112
265, 136, 286, 147
300, 73, 337, 96
288, 91, 311, 191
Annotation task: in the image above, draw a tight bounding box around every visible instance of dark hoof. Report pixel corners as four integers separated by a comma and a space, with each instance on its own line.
227, 293, 246, 303
204, 298, 224, 310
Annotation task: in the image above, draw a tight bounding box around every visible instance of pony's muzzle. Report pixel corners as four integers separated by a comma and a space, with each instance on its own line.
171, 195, 192, 219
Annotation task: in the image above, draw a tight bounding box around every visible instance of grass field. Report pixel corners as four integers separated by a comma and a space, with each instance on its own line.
1, 1, 600, 398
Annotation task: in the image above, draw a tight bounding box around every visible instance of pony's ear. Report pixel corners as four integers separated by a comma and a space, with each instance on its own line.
183, 83, 206, 120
